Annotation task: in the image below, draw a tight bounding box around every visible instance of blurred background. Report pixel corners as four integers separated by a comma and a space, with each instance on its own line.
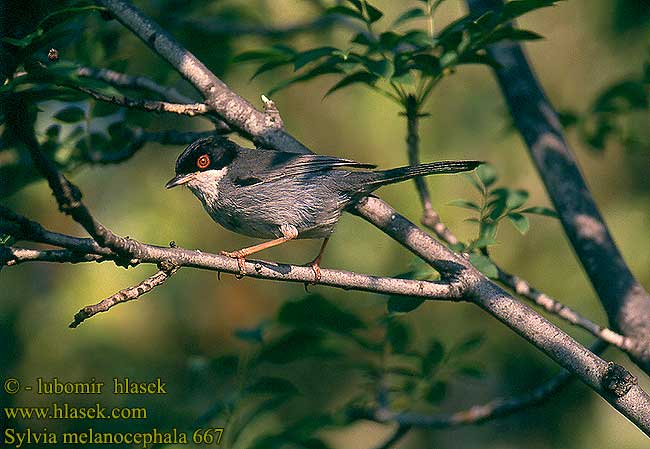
1, 1, 649, 448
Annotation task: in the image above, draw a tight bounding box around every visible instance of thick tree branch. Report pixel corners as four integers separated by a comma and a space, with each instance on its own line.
466, 0, 650, 371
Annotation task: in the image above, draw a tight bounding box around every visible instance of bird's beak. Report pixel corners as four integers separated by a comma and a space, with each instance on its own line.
165, 173, 194, 189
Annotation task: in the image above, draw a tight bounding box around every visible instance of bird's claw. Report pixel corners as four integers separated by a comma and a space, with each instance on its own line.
220, 250, 246, 278
302, 262, 322, 292
310, 262, 322, 283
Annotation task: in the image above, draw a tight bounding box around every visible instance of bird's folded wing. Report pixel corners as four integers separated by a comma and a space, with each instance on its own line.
233, 151, 376, 187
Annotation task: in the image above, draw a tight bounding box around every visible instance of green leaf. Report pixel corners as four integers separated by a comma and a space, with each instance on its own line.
234, 322, 266, 344
326, 6, 365, 21
234, 45, 295, 63
364, 59, 394, 79
54, 106, 86, 123
45, 124, 61, 139
324, 71, 378, 97
476, 164, 497, 187
424, 381, 447, 404
258, 329, 338, 364
451, 333, 485, 356
505, 189, 529, 209
346, 0, 364, 12
501, 0, 560, 22
520, 206, 558, 218
471, 236, 498, 249
422, 339, 445, 376
448, 199, 480, 211
387, 296, 425, 314
277, 294, 365, 335
386, 319, 411, 353
457, 364, 485, 378
246, 377, 300, 396
364, 2, 384, 23
379, 32, 401, 51
251, 60, 292, 79
478, 221, 498, 242
294, 47, 339, 70
411, 54, 441, 76
209, 355, 240, 378
469, 254, 498, 278
507, 212, 530, 234
484, 27, 544, 44
268, 59, 343, 95
393, 7, 426, 26
592, 80, 648, 113
399, 30, 436, 49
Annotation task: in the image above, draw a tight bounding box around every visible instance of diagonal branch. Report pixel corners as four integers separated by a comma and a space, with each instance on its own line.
466, 0, 650, 371
70, 264, 180, 328
360, 340, 608, 428
71, 85, 209, 116
88, 0, 650, 433
496, 267, 634, 351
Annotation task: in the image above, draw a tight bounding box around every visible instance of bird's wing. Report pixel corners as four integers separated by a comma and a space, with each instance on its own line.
232, 150, 376, 187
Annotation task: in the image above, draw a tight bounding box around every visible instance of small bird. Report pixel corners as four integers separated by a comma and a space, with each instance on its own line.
166, 136, 481, 279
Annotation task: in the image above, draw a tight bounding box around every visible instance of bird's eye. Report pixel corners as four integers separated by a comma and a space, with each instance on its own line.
197, 154, 210, 169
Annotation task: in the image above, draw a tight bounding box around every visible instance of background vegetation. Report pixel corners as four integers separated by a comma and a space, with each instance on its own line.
2, 0, 649, 447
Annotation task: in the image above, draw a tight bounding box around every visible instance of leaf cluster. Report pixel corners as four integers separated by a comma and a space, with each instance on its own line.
234, 0, 560, 110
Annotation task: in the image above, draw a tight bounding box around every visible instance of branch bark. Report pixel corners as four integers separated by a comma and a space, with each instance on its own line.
465, 0, 650, 371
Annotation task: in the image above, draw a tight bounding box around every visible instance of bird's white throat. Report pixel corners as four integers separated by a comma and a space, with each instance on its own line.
186, 167, 228, 210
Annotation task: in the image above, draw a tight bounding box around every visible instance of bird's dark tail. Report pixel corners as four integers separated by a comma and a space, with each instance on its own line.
366, 160, 483, 189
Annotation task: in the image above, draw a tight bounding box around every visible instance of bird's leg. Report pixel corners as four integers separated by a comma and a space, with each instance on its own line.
306, 237, 329, 283
221, 225, 298, 276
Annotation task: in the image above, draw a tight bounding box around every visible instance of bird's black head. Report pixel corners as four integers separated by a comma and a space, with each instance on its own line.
165, 136, 239, 188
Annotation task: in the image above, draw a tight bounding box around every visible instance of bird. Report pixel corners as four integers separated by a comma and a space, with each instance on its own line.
166, 136, 482, 280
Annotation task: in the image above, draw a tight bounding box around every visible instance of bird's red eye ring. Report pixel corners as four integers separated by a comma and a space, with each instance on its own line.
197, 154, 210, 169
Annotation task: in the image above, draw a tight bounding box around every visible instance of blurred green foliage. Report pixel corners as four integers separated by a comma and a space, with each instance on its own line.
2, 1, 650, 448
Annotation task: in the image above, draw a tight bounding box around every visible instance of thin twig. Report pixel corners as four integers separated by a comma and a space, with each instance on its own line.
404, 95, 460, 246
70, 265, 179, 328
0, 247, 108, 266
72, 85, 209, 116
76, 65, 231, 130
77, 65, 194, 103
496, 268, 634, 352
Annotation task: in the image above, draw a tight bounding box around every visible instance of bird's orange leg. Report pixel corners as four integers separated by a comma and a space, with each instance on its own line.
221, 225, 298, 276
306, 237, 330, 283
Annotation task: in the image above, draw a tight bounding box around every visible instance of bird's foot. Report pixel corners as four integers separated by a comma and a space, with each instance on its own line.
220, 250, 246, 278
303, 262, 322, 292
310, 261, 322, 283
